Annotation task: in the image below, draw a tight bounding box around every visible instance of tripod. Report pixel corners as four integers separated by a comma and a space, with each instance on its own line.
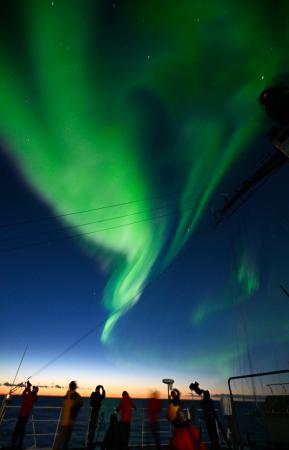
196, 404, 232, 450
190, 383, 233, 450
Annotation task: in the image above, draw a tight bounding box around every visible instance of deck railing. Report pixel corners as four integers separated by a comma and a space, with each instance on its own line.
0, 405, 174, 448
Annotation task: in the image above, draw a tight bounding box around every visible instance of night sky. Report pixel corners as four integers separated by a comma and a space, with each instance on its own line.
1, 0, 289, 397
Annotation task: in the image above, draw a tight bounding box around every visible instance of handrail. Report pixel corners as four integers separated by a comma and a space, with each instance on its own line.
227, 368, 289, 450
0, 405, 174, 449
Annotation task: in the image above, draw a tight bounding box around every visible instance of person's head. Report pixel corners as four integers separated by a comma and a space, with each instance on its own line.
151, 390, 160, 399
69, 381, 77, 390
32, 386, 39, 394
171, 388, 180, 400
122, 390, 129, 398
95, 385, 102, 393
203, 390, 210, 400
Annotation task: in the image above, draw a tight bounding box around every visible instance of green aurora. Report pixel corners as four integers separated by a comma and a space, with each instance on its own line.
0, 0, 286, 342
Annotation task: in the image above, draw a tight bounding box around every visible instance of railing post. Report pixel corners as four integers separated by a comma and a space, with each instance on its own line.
85, 407, 92, 446
31, 414, 37, 448
141, 408, 144, 448
52, 407, 62, 449
0, 396, 9, 426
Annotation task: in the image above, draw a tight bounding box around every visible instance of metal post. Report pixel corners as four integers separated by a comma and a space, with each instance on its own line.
141, 407, 144, 448
31, 414, 37, 448
86, 407, 92, 446
52, 407, 62, 449
0, 397, 8, 426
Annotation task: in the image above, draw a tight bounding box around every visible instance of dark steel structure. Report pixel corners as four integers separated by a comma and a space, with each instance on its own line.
214, 85, 289, 224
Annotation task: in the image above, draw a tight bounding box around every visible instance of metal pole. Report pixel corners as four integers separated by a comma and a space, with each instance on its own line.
228, 369, 289, 450
31, 414, 37, 448
52, 407, 62, 449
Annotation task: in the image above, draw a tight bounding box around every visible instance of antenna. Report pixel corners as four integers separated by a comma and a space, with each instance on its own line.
162, 378, 174, 399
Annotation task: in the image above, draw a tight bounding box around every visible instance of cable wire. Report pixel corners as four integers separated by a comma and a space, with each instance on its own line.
28, 304, 131, 380
0, 185, 211, 229
0, 196, 201, 244
1, 203, 200, 253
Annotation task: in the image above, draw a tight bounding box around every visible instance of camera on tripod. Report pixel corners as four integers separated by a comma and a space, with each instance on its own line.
189, 381, 205, 397
189, 381, 233, 450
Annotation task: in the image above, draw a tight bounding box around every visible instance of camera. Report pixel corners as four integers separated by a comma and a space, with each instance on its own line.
189, 381, 204, 397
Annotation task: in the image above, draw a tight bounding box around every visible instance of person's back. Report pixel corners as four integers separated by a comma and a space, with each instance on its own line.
118, 391, 136, 448
87, 385, 106, 446
101, 413, 126, 450
118, 391, 135, 422
202, 391, 220, 450
61, 387, 83, 426
148, 391, 162, 449
168, 389, 207, 450
148, 394, 162, 423
11, 382, 39, 449
90, 385, 105, 409
53, 381, 83, 450
19, 384, 38, 417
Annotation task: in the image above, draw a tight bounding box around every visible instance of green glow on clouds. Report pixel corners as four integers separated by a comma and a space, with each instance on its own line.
237, 251, 259, 298
0, 1, 282, 341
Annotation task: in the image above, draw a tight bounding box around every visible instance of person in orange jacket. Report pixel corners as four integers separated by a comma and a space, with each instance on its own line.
167, 389, 207, 450
53, 381, 83, 450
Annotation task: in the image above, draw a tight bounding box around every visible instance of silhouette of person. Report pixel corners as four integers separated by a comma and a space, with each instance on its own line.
147, 390, 162, 449
11, 381, 39, 450
201, 390, 220, 450
101, 412, 126, 450
117, 391, 136, 449
87, 385, 106, 447
53, 381, 83, 450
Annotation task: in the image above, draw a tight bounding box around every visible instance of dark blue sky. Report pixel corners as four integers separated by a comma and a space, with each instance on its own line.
1, 0, 289, 398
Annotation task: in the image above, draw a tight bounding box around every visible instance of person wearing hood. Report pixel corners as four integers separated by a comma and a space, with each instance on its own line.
117, 391, 136, 448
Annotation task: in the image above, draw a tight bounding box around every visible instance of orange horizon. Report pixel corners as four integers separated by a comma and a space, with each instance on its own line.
0, 385, 229, 399
0, 385, 169, 399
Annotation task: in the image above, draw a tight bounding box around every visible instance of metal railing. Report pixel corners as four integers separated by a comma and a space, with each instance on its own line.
228, 369, 289, 450
0, 405, 173, 448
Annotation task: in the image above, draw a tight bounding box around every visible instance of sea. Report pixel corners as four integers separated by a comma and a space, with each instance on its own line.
0, 395, 277, 448
0, 396, 209, 448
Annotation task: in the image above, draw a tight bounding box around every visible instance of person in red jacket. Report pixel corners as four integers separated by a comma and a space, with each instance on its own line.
11, 381, 39, 449
147, 390, 162, 450
117, 391, 136, 448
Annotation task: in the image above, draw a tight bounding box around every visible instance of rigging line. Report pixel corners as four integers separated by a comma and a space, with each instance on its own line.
0, 184, 213, 229
130, 221, 212, 296
19, 225, 214, 381
1, 204, 200, 253
10, 345, 28, 392
231, 231, 257, 403
0, 196, 201, 244
280, 284, 289, 298
27, 304, 130, 380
